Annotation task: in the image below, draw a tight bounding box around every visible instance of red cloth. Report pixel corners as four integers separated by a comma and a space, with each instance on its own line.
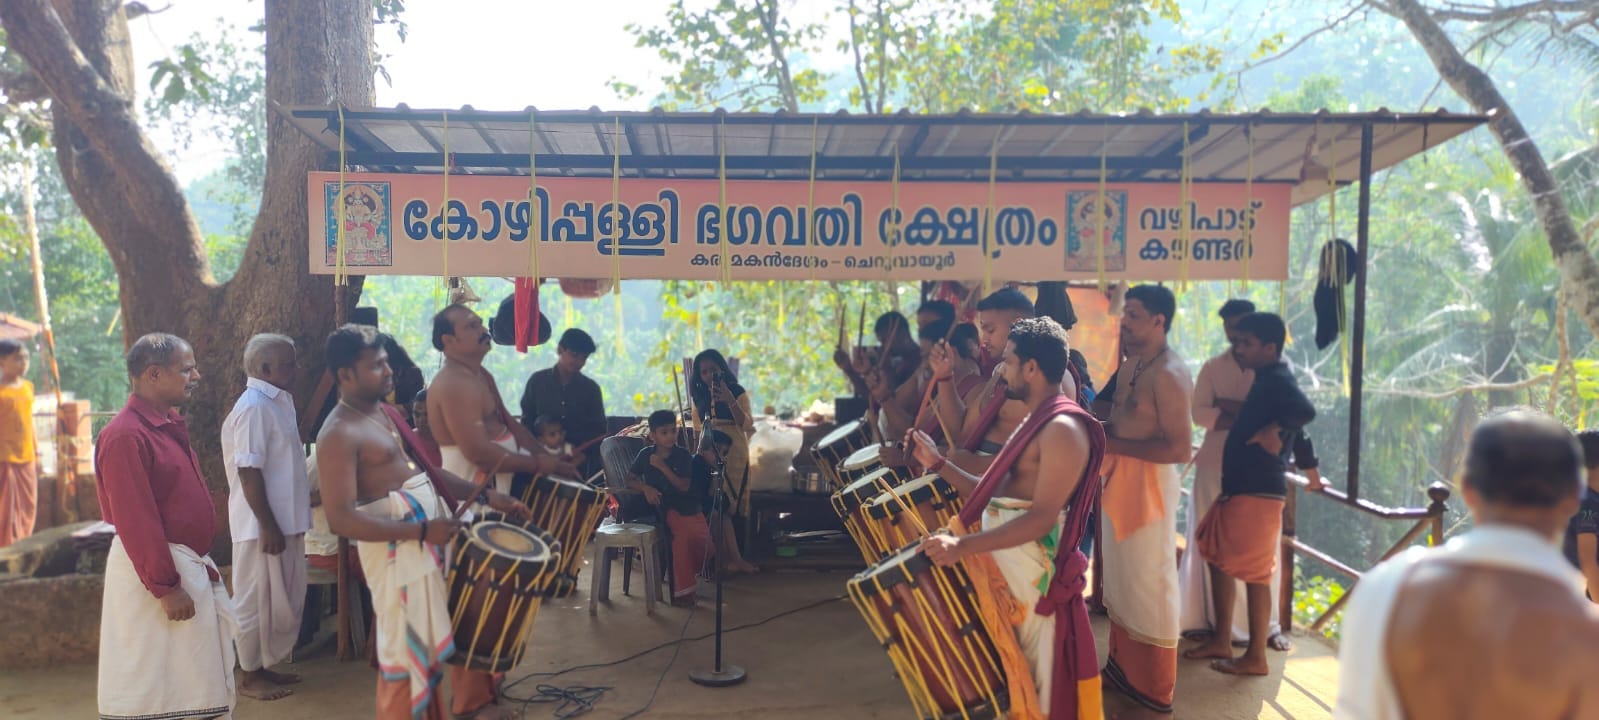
381, 404, 461, 510
94, 394, 218, 598
955, 393, 1106, 720
513, 277, 540, 353
665, 509, 713, 598
0, 462, 36, 547
375, 665, 499, 719
959, 381, 1009, 453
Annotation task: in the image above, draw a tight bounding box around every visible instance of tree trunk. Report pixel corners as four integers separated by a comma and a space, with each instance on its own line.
1, 0, 373, 557
1384, 0, 1599, 340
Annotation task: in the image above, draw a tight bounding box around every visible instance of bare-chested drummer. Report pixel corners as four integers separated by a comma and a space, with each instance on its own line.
1098, 284, 1192, 719
426, 304, 571, 498
315, 324, 529, 720
928, 288, 1078, 476
1335, 409, 1599, 720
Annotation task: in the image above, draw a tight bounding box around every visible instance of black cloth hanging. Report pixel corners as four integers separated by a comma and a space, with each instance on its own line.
489, 292, 551, 348
1314, 239, 1359, 350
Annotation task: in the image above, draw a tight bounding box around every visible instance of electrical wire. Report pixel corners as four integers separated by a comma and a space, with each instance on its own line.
498, 593, 847, 717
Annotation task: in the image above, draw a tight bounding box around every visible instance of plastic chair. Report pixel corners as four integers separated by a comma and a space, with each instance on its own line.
588, 523, 661, 616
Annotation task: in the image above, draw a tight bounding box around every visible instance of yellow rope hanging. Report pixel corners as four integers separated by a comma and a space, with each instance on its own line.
1242, 123, 1254, 288
795, 117, 821, 340
611, 117, 625, 355
335, 106, 348, 286
440, 111, 450, 288
1177, 121, 1192, 291
718, 117, 730, 285
528, 109, 540, 285
1096, 124, 1108, 292
984, 129, 1000, 294
889, 144, 901, 274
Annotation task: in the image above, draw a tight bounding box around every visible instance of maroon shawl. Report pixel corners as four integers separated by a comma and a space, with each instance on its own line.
954, 393, 1106, 720
381, 403, 463, 510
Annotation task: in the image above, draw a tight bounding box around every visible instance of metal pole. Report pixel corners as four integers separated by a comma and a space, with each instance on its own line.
1348, 124, 1374, 502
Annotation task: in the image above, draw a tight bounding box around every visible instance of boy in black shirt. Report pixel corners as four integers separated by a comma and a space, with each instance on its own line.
626, 410, 713, 606
1565, 430, 1599, 601
1187, 312, 1322, 675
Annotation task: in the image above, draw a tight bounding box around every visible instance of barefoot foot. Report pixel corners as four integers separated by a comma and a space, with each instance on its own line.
238, 672, 294, 701
260, 668, 302, 685
1210, 656, 1270, 676
1183, 642, 1234, 661
1267, 632, 1292, 652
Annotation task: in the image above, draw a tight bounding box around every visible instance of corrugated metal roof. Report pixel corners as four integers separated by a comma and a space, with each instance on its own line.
283, 106, 1487, 207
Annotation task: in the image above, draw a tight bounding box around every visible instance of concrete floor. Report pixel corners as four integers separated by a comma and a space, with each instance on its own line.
0, 561, 1339, 719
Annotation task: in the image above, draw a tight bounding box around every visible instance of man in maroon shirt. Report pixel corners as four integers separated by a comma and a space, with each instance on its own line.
96, 333, 237, 720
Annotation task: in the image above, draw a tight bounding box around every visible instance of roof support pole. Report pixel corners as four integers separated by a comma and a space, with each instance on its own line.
1347, 123, 1374, 502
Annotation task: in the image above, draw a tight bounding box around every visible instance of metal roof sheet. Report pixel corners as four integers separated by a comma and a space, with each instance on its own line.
283, 105, 1488, 207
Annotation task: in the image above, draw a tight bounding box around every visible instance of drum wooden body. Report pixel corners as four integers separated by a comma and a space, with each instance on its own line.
837, 443, 912, 489
811, 419, 872, 489
447, 514, 559, 672
848, 544, 1010, 720
519, 475, 606, 598
853, 474, 963, 562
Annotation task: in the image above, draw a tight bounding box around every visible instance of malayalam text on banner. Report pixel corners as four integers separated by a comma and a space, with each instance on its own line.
308, 172, 1291, 281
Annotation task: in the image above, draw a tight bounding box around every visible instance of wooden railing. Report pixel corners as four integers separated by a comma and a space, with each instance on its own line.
1278, 475, 1452, 633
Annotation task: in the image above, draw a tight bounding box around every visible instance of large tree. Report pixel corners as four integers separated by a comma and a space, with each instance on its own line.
0, 0, 373, 550
1364, 0, 1599, 339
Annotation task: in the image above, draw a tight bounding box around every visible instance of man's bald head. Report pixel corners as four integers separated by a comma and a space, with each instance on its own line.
1463, 409, 1583, 509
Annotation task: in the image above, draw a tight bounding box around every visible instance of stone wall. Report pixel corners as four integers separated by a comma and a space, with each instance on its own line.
0, 574, 102, 668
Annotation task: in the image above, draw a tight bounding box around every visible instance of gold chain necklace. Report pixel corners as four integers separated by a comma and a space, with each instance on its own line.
339, 400, 418, 472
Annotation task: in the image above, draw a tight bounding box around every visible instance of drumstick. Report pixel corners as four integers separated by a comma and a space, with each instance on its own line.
452, 454, 510, 521
856, 301, 866, 350
836, 299, 846, 349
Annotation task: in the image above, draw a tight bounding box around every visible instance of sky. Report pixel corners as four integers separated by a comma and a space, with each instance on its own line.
125, 0, 726, 180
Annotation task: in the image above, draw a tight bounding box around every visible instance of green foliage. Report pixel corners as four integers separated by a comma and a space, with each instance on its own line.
142, 27, 265, 241
616, 0, 828, 111
1292, 572, 1345, 642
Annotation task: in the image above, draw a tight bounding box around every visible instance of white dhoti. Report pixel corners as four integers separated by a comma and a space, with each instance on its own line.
1179, 461, 1281, 642
355, 474, 455, 717
1098, 459, 1181, 713
99, 538, 238, 720
981, 498, 1060, 710
232, 534, 308, 672
1101, 461, 1182, 647
439, 429, 518, 497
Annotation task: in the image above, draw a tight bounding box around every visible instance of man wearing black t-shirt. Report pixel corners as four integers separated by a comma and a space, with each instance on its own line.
625, 411, 712, 607
1186, 312, 1323, 675
1565, 430, 1599, 601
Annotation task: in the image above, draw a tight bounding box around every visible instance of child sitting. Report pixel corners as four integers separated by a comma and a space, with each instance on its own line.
627, 410, 714, 607
532, 415, 585, 474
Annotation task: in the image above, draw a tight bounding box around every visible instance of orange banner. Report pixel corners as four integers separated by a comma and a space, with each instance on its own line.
309, 172, 1290, 281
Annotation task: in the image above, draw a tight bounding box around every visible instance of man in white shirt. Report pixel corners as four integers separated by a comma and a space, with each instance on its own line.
1334, 410, 1599, 719
1181, 299, 1287, 649
222, 334, 311, 701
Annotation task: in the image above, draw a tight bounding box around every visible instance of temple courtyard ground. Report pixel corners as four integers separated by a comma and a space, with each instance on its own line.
0, 561, 1339, 719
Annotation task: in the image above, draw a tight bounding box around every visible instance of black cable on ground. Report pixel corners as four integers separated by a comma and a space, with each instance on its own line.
498, 593, 846, 717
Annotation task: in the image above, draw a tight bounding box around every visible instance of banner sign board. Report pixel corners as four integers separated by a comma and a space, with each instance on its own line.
309, 172, 1290, 281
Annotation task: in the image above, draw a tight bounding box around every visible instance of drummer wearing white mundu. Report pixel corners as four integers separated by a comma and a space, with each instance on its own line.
315, 324, 529, 720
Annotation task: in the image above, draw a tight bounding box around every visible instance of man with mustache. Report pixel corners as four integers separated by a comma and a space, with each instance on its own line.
96, 333, 238, 720
427, 304, 568, 501
1098, 284, 1193, 719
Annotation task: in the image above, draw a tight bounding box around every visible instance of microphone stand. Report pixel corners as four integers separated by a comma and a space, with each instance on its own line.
689, 384, 747, 687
